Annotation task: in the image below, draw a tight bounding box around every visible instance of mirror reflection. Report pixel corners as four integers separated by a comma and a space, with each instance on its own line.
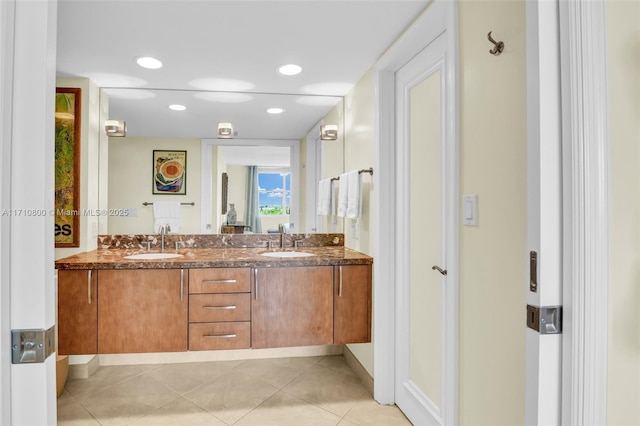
103, 89, 344, 235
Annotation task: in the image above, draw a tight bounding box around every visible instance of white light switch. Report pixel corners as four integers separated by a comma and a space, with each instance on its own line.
463, 194, 478, 226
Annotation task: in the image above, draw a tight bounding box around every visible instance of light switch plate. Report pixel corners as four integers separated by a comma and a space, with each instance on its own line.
463, 194, 478, 226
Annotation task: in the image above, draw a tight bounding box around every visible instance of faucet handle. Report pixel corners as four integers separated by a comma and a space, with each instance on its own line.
294, 240, 301, 249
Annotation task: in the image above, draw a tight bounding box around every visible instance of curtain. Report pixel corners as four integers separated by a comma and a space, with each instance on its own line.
245, 165, 262, 233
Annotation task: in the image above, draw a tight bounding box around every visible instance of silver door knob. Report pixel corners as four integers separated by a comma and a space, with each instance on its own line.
431, 265, 447, 276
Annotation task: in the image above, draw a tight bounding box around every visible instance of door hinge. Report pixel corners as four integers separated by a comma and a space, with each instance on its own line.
526, 305, 562, 334
11, 326, 55, 364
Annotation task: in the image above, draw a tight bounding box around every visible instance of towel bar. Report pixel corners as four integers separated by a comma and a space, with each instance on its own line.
329, 167, 374, 181
142, 202, 195, 206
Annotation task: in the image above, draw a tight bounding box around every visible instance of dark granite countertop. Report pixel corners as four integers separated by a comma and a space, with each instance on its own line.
55, 246, 373, 270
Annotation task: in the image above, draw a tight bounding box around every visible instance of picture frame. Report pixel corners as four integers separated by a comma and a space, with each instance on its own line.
221, 172, 228, 214
54, 87, 81, 247
153, 150, 187, 195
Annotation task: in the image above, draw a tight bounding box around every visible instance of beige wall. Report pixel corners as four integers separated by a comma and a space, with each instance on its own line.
55, 78, 104, 260
458, 1, 527, 423
327, 10, 528, 413
227, 165, 247, 224
319, 10, 528, 418
315, 69, 376, 374
607, 0, 640, 424
298, 134, 308, 231
343, 69, 375, 373
319, 101, 346, 234
107, 137, 201, 234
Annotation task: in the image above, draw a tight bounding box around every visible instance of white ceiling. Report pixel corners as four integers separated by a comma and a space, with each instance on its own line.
56, 0, 429, 141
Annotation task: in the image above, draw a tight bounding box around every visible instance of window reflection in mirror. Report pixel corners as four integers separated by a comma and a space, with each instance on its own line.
102, 89, 344, 235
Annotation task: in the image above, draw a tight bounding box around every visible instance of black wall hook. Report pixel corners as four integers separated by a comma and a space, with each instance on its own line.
487, 31, 504, 56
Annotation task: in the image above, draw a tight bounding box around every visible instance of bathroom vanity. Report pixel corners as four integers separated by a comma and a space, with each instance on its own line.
55, 234, 372, 356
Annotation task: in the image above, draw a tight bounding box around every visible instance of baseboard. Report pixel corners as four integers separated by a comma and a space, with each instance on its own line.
343, 345, 374, 396
67, 355, 99, 379
98, 345, 344, 366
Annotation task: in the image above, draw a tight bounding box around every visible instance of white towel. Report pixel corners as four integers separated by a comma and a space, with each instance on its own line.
316, 179, 333, 216
346, 170, 362, 219
153, 201, 181, 233
336, 173, 349, 217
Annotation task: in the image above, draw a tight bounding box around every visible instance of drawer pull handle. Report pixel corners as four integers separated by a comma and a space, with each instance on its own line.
203, 279, 237, 284
203, 305, 236, 310
203, 333, 236, 339
87, 270, 93, 304
180, 269, 184, 302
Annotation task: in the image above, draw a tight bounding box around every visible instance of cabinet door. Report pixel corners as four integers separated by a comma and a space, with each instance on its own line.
57, 269, 97, 355
334, 264, 372, 344
252, 266, 333, 349
98, 269, 187, 353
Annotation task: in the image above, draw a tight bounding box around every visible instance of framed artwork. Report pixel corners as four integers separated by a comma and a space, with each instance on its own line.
54, 87, 81, 247
221, 172, 228, 214
153, 150, 187, 195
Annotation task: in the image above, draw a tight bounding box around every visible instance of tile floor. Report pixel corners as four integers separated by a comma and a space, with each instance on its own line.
58, 355, 412, 425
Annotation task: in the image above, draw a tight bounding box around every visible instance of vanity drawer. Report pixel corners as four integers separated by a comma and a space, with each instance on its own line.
189, 268, 251, 294
189, 293, 250, 323
189, 322, 250, 351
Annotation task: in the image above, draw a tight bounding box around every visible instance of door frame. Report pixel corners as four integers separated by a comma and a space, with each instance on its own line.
525, 0, 609, 423
373, 2, 459, 422
558, 0, 609, 423
375, 0, 609, 422
2, 0, 58, 424
304, 122, 323, 233
0, 0, 16, 423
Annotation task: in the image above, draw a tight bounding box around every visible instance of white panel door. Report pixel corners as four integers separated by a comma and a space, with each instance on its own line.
395, 30, 457, 425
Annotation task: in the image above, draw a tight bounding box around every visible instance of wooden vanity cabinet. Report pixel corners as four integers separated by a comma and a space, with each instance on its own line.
334, 264, 372, 344
57, 269, 98, 355
251, 266, 334, 349
97, 269, 187, 353
188, 268, 251, 351
57, 261, 372, 355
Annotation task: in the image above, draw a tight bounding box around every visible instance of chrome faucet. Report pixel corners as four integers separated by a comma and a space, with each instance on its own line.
279, 224, 286, 248
159, 224, 170, 252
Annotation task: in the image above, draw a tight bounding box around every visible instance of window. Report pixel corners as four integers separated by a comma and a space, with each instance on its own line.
258, 171, 290, 216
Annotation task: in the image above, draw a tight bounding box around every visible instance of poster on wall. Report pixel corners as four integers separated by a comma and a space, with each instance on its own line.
153, 150, 187, 195
54, 87, 81, 247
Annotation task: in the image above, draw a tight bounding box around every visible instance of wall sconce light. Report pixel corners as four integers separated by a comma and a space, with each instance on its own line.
320, 124, 338, 140
217, 122, 234, 139
104, 119, 126, 137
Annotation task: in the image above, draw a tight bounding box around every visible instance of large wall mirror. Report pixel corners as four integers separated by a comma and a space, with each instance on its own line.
102, 88, 344, 235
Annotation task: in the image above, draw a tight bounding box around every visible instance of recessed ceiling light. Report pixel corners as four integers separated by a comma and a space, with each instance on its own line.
277, 64, 302, 76
136, 56, 163, 69
168, 104, 186, 111
266, 107, 285, 114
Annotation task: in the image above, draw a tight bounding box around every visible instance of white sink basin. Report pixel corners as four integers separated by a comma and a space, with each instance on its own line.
124, 253, 183, 260
261, 251, 315, 258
